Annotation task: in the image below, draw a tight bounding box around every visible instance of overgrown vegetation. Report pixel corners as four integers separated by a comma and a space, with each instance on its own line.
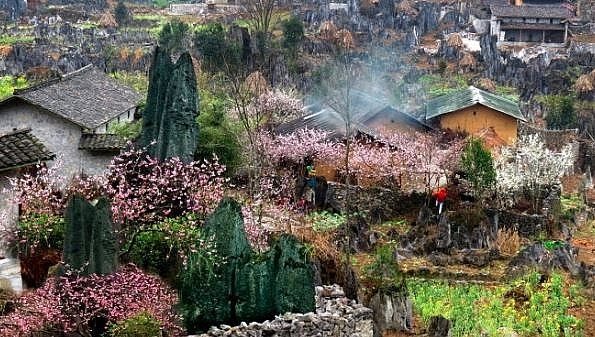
408, 272, 583, 337
0, 75, 27, 99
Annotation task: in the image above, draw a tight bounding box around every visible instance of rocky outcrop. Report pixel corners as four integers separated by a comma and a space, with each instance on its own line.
368, 290, 412, 335
506, 242, 580, 277
326, 183, 426, 224
193, 285, 373, 337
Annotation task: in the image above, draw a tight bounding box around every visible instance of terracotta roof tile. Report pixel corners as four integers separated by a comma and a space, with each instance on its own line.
0, 128, 55, 171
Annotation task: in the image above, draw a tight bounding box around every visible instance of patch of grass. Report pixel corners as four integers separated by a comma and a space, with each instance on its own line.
0, 36, 34, 45
306, 210, 346, 232
407, 272, 583, 337
133, 13, 165, 22
494, 84, 519, 102
561, 194, 585, 221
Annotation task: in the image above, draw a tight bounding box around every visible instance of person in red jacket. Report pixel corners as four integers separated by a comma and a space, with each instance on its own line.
432, 186, 447, 214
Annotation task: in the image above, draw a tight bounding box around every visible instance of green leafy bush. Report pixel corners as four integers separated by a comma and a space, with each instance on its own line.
108, 311, 161, 337
541, 94, 577, 130
363, 242, 404, 292
560, 194, 585, 221
307, 211, 346, 232
282, 15, 304, 50
0, 75, 27, 100
108, 120, 142, 141
128, 214, 207, 279
16, 213, 64, 252
196, 92, 242, 171
460, 137, 495, 198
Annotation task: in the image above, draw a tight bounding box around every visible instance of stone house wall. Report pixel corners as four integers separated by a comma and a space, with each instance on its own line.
326, 182, 427, 223
0, 100, 114, 179
194, 285, 373, 337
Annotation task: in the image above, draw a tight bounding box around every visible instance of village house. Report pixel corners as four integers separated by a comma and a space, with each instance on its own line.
489, 0, 576, 45
424, 85, 526, 145
0, 64, 141, 293
0, 64, 142, 181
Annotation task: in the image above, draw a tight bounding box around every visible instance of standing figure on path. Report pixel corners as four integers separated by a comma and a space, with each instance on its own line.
432, 186, 447, 214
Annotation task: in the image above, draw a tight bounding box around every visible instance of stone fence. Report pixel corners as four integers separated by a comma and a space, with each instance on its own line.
193, 285, 373, 337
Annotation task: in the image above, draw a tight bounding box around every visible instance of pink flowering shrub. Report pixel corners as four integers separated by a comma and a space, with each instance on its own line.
0, 264, 184, 337
105, 147, 227, 226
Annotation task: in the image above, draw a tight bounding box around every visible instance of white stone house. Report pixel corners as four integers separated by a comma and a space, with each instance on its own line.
0, 64, 142, 180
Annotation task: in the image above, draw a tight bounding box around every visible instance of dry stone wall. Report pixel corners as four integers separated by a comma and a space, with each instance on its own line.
192, 285, 374, 337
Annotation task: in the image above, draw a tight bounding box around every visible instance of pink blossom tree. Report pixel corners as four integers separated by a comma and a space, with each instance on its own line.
0, 264, 183, 337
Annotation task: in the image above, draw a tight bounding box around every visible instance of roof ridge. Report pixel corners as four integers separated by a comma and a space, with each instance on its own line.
14, 64, 94, 96
61, 64, 94, 80
0, 127, 33, 138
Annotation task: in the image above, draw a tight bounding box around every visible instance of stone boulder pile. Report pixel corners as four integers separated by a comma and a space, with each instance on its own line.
193, 285, 373, 337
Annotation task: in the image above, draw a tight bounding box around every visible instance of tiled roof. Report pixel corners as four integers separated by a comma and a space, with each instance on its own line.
425, 86, 526, 121
277, 89, 430, 139
79, 133, 127, 151
490, 4, 574, 19
0, 128, 55, 171
7, 65, 142, 129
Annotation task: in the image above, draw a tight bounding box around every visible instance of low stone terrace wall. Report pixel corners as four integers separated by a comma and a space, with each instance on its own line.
193, 285, 374, 337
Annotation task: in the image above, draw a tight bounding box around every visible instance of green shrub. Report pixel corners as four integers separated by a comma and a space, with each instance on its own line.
0, 75, 27, 100
110, 71, 149, 96
108, 311, 161, 337
560, 194, 585, 220
540, 94, 577, 130
282, 15, 304, 50
307, 211, 346, 232
108, 120, 142, 141
195, 92, 242, 171
17, 213, 64, 252
363, 242, 404, 292
128, 214, 207, 279
128, 229, 177, 277
459, 137, 495, 199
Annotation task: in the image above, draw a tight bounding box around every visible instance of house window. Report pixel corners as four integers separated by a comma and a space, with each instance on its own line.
473, 111, 477, 116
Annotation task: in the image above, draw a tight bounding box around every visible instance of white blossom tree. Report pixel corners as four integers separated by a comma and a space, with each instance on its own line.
495, 133, 574, 212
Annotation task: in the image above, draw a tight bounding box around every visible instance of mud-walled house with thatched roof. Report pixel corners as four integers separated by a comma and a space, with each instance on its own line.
425, 86, 526, 145
489, 0, 576, 45
0, 64, 142, 182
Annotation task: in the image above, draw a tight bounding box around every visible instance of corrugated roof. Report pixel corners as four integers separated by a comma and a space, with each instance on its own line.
7, 65, 142, 129
0, 128, 55, 171
79, 133, 127, 151
490, 4, 574, 19
425, 86, 526, 121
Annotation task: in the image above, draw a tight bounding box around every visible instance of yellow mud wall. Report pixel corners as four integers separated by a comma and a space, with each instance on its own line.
438, 104, 518, 144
